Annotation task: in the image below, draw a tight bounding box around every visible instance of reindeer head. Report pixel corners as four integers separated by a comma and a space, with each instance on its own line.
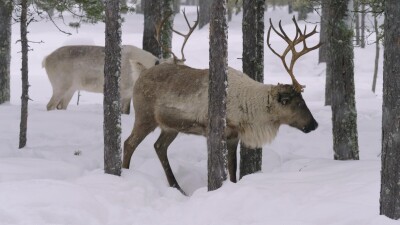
273, 84, 318, 133
267, 16, 322, 93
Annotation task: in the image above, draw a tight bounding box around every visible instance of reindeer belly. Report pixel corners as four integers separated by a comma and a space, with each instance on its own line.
154, 100, 207, 136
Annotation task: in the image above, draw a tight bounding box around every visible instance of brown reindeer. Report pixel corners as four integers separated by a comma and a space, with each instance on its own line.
123, 15, 321, 195
43, 45, 158, 114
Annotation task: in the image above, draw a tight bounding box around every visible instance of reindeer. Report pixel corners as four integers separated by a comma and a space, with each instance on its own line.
123, 15, 321, 195
43, 45, 158, 114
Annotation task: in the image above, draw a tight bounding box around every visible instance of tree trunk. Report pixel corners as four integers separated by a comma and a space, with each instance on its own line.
161, 0, 174, 59
319, 0, 328, 63
240, 0, 265, 179
173, 0, 181, 14
324, 0, 332, 106
199, 0, 211, 29
380, 0, 400, 219
19, 0, 29, 149
328, 0, 359, 160
372, 14, 379, 93
0, 0, 12, 104
360, 2, 365, 48
208, 0, 228, 192
288, 0, 293, 14
143, 1, 162, 57
104, 0, 122, 176
354, 0, 360, 46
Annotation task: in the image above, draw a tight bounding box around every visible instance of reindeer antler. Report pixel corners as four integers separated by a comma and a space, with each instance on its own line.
155, 7, 199, 64
267, 16, 322, 92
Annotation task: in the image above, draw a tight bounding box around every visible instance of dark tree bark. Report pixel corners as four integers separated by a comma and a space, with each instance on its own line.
327, 0, 359, 160
323, 0, 332, 106
240, 0, 265, 179
19, 0, 29, 149
104, 0, 122, 176
380, 0, 400, 219
208, 0, 228, 192
199, 0, 211, 29
143, 1, 162, 57
319, 0, 328, 63
371, 13, 379, 93
161, 0, 174, 59
0, 0, 12, 104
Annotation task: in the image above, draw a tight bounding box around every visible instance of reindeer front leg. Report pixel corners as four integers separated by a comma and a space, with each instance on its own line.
227, 137, 239, 183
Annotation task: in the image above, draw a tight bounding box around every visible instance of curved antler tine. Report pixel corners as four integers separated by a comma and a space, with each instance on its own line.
278, 20, 291, 42
269, 18, 286, 41
292, 16, 302, 34
267, 26, 282, 58
305, 25, 319, 38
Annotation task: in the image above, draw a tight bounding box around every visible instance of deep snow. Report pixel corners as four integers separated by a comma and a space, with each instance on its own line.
0, 5, 397, 225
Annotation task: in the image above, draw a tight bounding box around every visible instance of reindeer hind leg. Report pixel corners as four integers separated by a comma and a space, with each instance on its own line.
154, 130, 186, 195
123, 121, 156, 169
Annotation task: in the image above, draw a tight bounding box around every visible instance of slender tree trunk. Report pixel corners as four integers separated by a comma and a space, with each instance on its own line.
372, 14, 379, 93
0, 0, 12, 104
380, 0, 400, 219
360, 2, 365, 48
143, 1, 162, 57
208, 0, 228, 192
104, 0, 122, 176
319, 0, 328, 63
227, 1, 233, 22
324, 0, 332, 106
173, 0, 181, 14
288, 0, 293, 14
161, 0, 174, 59
256, 0, 265, 78
199, 0, 211, 29
328, 0, 359, 160
354, 0, 360, 45
240, 0, 265, 179
19, 0, 29, 149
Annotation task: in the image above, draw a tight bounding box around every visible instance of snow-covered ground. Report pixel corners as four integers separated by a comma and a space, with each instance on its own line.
1, 6, 397, 225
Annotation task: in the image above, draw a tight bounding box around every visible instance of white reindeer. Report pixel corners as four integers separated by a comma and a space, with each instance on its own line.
43, 45, 158, 114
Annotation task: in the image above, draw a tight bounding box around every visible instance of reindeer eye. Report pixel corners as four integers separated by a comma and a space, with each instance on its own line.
280, 97, 290, 105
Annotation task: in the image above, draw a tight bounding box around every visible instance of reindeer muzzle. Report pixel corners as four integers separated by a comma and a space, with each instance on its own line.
302, 119, 318, 133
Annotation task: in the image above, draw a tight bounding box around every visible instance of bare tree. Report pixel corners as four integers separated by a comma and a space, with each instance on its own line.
360, 1, 366, 48
371, 13, 379, 93
104, 0, 122, 176
380, 0, 400, 219
0, 0, 12, 104
323, 0, 332, 106
240, 0, 265, 179
208, 0, 228, 191
161, 0, 174, 59
143, 1, 162, 57
19, 0, 29, 149
319, 0, 328, 63
327, 0, 359, 160
354, 0, 360, 46
199, 0, 211, 29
